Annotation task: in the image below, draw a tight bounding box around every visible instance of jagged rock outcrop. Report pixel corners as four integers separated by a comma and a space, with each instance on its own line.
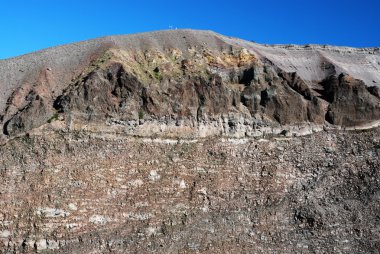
320, 74, 380, 126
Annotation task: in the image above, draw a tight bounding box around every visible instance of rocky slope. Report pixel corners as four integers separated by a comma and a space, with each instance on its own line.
0, 30, 379, 253
1, 125, 380, 253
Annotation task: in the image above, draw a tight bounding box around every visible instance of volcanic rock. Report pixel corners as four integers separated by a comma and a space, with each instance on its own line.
0, 30, 379, 253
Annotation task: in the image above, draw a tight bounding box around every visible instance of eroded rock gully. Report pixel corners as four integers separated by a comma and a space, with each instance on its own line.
0, 30, 380, 253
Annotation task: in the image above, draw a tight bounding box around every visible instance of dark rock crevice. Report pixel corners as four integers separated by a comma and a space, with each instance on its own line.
238, 66, 255, 86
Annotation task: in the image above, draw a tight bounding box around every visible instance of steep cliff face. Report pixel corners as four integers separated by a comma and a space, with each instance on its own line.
0, 30, 380, 253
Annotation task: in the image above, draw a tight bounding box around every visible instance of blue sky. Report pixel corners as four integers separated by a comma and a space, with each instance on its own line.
0, 0, 379, 59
